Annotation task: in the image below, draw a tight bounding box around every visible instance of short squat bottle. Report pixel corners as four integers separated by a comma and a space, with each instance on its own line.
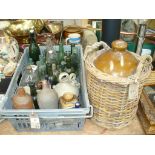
12, 87, 34, 109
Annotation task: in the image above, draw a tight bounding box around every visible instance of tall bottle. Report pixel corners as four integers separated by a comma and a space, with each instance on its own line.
29, 82, 40, 109
71, 45, 79, 75
45, 35, 58, 64
59, 43, 65, 63
37, 80, 58, 109
29, 29, 41, 64
46, 63, 58, 86
65, 52, 74, 74
12, 87, 34, 109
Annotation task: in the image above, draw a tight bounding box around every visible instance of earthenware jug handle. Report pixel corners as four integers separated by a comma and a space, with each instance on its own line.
59, 72, 69, 82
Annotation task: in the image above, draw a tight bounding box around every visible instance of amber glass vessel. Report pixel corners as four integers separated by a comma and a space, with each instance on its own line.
94, 40, 139, 77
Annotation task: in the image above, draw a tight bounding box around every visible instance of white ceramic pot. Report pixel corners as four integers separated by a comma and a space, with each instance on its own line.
53, 72, 80, 98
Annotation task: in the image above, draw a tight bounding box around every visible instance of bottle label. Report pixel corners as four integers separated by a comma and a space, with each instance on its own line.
128, 83, 139, 100
30, 113, 40, 129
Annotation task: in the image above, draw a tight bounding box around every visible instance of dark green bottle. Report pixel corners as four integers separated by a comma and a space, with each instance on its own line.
46, 63, 58, 86
58, 43, 66, 72
71, 46, 79, 75
65, 52, 74, 74
29, 29, 41, 65
29, 82, 39, 109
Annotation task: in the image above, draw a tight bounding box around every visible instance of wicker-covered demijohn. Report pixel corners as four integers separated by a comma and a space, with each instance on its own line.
84, 41, 152, 129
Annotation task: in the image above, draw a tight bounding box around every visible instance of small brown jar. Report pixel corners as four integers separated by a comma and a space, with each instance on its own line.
12, 87, 34, 109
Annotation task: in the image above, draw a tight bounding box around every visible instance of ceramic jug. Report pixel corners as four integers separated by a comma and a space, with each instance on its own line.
53, 72, 80, 98
94, 40, 139, 77
37, 80, 58, 109
12, 87, 34, 109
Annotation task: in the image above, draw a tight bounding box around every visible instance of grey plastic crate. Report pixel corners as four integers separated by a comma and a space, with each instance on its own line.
0, 45, 93, 132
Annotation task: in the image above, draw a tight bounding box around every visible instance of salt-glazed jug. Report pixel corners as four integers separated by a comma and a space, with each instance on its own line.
37, 80, 58, 109
53, 72, 80, 98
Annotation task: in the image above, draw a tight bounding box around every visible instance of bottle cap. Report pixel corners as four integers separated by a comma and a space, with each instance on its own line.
75, 102, 80, 108
63, 93, 74, 102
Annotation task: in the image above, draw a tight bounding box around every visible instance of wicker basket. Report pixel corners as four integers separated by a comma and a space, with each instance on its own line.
84, 41, 152, 129
144, 71, 155, 86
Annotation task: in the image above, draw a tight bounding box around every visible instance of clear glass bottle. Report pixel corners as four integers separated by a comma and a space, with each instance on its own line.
20, 65, 38, 86
29, 29, 41, 64
37, 80, 58, 109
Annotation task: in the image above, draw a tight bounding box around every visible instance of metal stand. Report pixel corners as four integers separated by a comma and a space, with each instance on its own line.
136, 24, 147, 55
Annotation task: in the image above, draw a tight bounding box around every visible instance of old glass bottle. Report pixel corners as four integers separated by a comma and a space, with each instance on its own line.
71, 46, 79, 75
29, 29, 41, 64
58, 43, 65, 62
46, 63, 58, 86
29, 82, 39, 109
12, 87, 34, 109
37, 61, 46, 81
65, 52, 74, 74
94, 40, 139, 77
20, 65, 38, 86
37, 80, 58, 109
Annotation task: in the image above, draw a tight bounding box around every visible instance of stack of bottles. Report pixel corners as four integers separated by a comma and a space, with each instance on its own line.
12, 30, 80, 110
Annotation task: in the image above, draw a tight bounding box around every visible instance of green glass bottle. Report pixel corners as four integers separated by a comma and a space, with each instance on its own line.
65, 52, 74, 74
71, 46, 79, 75
46, 63, 58, 86
29, 29, 41, 65
58, 43, 66, 72
29, 82, 40, 109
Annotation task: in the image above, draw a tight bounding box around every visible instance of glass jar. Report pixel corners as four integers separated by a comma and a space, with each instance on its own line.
94, 40, 139, 77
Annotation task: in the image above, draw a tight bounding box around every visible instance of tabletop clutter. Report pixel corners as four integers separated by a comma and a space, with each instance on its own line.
0, 20, 153, 132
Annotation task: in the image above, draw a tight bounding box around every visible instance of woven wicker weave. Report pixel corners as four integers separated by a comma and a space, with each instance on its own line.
84, 41, 152, 129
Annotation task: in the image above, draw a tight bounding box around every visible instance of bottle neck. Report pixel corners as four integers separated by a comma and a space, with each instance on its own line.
112, 47, 126, 52
42, 80, 50, 89
29, 83, 37, 96
17, 88, 26, 96
30, 37, 36, 43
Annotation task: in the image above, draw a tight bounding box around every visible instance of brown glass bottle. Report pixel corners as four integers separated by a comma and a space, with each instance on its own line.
94, 40, 139, 77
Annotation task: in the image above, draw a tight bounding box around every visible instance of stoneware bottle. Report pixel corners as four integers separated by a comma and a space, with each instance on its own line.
37, 80, 58, 109
94, 40, 139, 77
12, 87, 34, 109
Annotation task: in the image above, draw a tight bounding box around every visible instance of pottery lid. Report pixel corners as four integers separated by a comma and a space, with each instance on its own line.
64, 25, 82, 33
63, 93, 74, 102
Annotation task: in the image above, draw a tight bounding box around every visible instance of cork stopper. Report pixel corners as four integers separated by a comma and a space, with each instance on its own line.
63, 93, 74, 102
112, 40, 127, 51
